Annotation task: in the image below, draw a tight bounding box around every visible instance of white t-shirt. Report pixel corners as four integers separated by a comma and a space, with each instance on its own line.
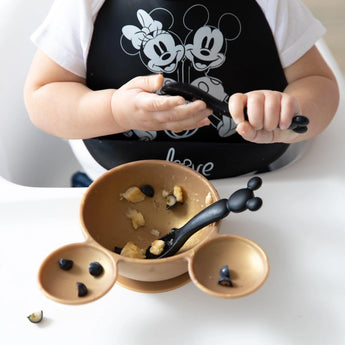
31, 0, 326, 180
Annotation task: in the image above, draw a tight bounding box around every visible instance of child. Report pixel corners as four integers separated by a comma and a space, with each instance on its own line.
24, 0, 339, 181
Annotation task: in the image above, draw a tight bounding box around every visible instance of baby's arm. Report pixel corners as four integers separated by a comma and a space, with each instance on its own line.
228, 45, 339, 143
24, 50, 211, 139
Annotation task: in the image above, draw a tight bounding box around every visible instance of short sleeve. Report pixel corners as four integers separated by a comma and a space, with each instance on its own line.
31, 0, 105, 78
258, 0, 326, 68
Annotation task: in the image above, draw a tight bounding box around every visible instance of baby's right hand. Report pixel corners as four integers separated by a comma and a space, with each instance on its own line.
110, 74, 211, 133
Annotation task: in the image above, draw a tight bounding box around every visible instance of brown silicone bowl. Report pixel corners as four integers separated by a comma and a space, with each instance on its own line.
38, 160, 269, 304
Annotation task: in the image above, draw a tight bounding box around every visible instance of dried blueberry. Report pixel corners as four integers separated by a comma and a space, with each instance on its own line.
77, 282, 88, 297
220, 265, 230, 278
88, 261, 103, 277
58, 258, 73, 270
218, 265, 233, 287
114, 246, 122, 254
140, 184, 154, 197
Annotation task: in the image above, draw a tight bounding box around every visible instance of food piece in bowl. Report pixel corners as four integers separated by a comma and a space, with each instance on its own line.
219, 264, 230, 277
126, 208, 145, 229
173, 185, 183, 203
162, 189, 169, 198
114, 246, 122, 254
121, 241, 146, 259
150, 229, 160, 237
205, 192, 213, 206
218, 277, 233, 287
149, 240, 165, 256
77, 282, 88, 297
164, 185, 184, 209
217, 265, 233, 287
58, 258, 73, 270
120, 186, 146, 203
88, 261, 104, 277
140, 184, 155, 197
166, 194, 177, 209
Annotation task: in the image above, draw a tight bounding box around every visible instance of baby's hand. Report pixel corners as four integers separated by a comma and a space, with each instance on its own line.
229, 90, 302, 143
111, 74, 211, 133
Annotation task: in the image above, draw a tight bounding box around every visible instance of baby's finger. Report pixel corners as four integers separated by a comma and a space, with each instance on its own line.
174, 100, 211, 121
280, 94, 300, 130
237, 122, 274, 143
164, 115, 211, 133
263, 91, 281, 131
138, 93, 186, 112
159, 103, 212, 131
155, 100, 211, 124
228, 93, 247, 124
246, 92, 265, 130
122, 74, 164, 93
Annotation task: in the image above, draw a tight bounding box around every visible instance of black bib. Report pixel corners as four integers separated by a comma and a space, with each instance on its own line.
84, 0, 289, 178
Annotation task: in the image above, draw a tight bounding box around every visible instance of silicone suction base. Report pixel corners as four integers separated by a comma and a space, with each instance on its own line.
116, 273, 190, 293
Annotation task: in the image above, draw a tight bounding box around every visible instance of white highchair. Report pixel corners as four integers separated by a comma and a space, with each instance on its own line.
0, 0, 81, 187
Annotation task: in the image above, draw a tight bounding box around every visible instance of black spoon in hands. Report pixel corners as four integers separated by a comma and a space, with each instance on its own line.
161, 82, 309, 134
145, 177, 263, 259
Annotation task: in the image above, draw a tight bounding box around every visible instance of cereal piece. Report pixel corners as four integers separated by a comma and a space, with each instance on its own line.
150, 229, 160, 237
173, 185, 183, 203
121, 241, 146, 259
149, 240, 165, 256
166, 194, 177, 209
120, 186, 146, 203
205, 192, 213, 207
162, 190, 169, 198
164, 185, 184, 209
126, 208, 145, 229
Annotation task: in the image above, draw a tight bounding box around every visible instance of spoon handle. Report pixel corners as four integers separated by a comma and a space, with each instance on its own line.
174, 199, 230, 248
147, 177, 263, 259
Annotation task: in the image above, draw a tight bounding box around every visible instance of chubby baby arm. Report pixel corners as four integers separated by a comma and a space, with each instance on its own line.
24, 50, 211, 139
24, 50, 117, 139
228, 45, 339, 144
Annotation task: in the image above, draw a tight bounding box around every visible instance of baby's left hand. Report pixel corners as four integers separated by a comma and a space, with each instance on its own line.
228, 90, 302, 143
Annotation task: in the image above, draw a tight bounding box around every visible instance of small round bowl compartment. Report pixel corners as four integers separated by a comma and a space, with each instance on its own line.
38, 242, 117, 305
189, 235, 269, 298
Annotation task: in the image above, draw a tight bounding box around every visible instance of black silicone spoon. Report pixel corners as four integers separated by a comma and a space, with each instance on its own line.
146, 176, 263, 259
161, 82, 309, 134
